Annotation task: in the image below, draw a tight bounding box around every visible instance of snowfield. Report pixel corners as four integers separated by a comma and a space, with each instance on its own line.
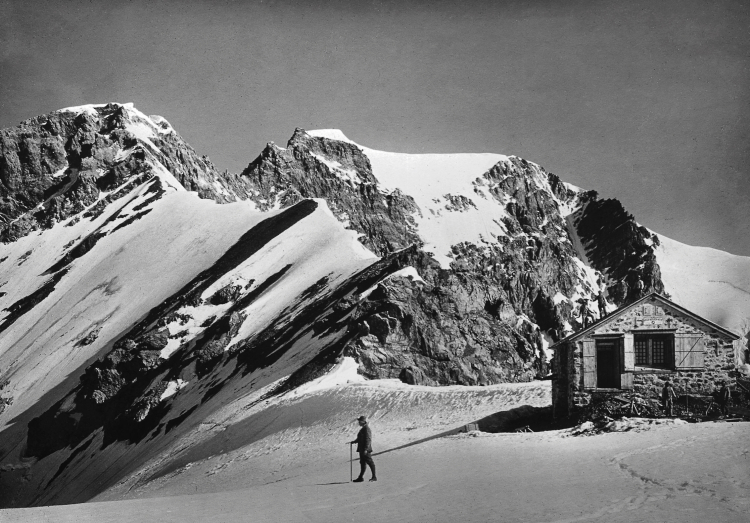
1, 376, 746, 523
655, 235, 750, 333
309, 129, 515, 268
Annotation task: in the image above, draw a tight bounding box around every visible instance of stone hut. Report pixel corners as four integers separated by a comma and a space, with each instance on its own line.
551, 293, 741, 418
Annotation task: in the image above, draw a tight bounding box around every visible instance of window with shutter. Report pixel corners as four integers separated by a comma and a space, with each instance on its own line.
633, 333, 674, 369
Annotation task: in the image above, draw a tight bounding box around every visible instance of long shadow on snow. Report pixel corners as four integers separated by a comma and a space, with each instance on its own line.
371, 405, 552, 457
139, 249, 417, 485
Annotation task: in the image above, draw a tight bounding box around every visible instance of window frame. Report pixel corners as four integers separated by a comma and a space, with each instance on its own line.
633, 332, 674, 370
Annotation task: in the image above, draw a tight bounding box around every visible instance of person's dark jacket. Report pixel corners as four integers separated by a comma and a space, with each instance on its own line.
354, 424, 372, 454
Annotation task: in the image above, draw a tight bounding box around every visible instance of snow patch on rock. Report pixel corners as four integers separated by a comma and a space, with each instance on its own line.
160, 379, 188, 400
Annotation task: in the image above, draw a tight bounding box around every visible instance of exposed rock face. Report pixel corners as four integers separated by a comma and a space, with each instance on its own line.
571, 191, 665, 304
236, 130, 622, 384
242, 130, 421, 255
0, 103, 245, 243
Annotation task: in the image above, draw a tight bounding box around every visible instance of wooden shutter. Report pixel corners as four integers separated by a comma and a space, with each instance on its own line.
623, 333, 635, 371
674, 334, 705, 369
618, 336, 634, 389
582, 339, 596, 389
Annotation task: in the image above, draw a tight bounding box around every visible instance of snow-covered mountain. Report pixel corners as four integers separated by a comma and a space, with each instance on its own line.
0, 104, 746, 507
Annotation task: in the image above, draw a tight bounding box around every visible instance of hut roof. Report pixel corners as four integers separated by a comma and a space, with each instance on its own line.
552, 292, 740, 348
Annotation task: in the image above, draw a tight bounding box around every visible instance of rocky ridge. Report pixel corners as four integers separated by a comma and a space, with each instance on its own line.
0, 103, 250, 243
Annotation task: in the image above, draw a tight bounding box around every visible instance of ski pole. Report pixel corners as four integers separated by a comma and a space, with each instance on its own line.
350, 443, 353, 482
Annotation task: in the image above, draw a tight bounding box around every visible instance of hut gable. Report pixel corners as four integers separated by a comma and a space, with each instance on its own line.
559, 293, 738, 345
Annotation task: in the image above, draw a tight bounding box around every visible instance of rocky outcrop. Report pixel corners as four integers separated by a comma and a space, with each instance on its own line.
241, 130, 421, 255
0, 103, 243, 242
571, 191, 664, 304
236, 131, 599, 384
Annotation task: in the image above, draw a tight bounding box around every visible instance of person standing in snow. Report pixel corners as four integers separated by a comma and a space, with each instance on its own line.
717, 381, 731, 417
662, 379, 676, 417
349, 415, 377, 482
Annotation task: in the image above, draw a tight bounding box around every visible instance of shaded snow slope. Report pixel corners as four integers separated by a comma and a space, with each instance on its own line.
655, 235, 750, 332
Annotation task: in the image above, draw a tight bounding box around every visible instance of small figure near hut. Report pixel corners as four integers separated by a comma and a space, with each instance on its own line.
662, 379, 676, 417
717, 381, 731, 417
596, 291, 607, 318
577, 298, 594, 328
615, 279, 629, 303
632, 275, 645, 300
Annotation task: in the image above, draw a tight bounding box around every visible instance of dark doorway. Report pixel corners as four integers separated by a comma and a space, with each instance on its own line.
596, 340, 620, 388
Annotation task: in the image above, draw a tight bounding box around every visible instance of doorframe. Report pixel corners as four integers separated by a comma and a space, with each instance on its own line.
593, 334, 623, 390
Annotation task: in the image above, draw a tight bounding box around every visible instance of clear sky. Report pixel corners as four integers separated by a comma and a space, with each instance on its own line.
2, 0, 748, 255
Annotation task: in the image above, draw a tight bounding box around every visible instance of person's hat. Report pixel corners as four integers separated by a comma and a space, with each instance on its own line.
357, 415, 367, 422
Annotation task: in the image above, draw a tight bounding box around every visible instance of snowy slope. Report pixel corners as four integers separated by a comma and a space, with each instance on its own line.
655, 235, 750, 332
0, 190, 261, 424
309, 130, 529, 268
96, 367, 552, 501
0, 193, 378, 423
